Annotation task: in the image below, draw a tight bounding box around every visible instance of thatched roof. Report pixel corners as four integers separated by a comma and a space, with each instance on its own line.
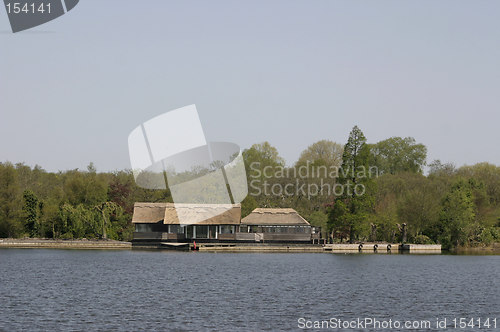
132, 204, 306, 226
241, 208, 310, 226
132, 202, 167, 224
164, 203, 241, 225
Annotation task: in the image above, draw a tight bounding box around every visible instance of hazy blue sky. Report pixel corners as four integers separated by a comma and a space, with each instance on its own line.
1, 0, 499, 172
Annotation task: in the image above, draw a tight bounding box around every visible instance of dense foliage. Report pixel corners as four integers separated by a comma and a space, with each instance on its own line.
242, 129, 500, 249
0, 163, 171, 241
1, 127, 499, 248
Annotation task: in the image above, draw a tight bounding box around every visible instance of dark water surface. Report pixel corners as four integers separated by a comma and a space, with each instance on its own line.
0, 250, 499, 331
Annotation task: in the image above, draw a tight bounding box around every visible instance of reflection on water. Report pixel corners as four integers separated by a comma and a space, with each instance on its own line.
453, 248, 500, 256
0, 249, 498, 331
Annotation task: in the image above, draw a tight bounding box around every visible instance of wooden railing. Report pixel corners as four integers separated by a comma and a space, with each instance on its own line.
235, 233, 257, 241
217, 233, 236, 240
262, 233, 311, 242
133, 232, 186, 240
133, 231, 313, 242
133, 232, 162, 240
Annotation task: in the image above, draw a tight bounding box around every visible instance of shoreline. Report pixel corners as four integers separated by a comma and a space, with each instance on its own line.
453, 243, 500, 254
2, 238, 498, 254
0, 238, 132, 249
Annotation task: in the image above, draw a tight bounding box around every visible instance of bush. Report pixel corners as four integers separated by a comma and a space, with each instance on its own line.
478, 227, 500, 245
60, 232, 74, 240
413, 234, 435, 244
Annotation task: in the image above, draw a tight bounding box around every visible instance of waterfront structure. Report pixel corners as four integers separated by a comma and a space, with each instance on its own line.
239, 208, 315, 242
132, 203, 317, 245
132, 203, 240, 242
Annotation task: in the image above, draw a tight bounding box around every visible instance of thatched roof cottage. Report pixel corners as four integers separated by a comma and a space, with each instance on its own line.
131, 204, 317, 244
132, 203, 240, 241
240, 208, 313, 242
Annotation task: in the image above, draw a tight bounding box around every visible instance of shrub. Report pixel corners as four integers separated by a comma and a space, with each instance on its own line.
413, 234, 435, 244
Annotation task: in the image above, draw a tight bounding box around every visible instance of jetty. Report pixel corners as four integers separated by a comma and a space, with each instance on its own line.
177, 242, 442, 253
323, 243, 441, 253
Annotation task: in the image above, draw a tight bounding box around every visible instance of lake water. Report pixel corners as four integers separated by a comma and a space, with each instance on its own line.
0, 250, 499, 331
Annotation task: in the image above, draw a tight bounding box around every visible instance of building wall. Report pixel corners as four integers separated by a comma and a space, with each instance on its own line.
133, 224, 313, 242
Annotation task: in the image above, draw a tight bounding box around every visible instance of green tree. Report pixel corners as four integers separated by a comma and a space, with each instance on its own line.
296, 140, 343, 168
372, 192, 399, 242
438, 179, 476, 249
243, 142, 285, 169
243, 142, 285, 207
306, 210, 329, 238
63, 163, 108, 207
57, 204, 95, 239
241, 195, 258, 218
328, 126, 374, 243
95, 201, 122, 239
428, 159, 456, 177
22, 190, 43, 237
0, 163, 23, 237
340, 126, 370, 183
396, 173, 442, 240
371, 137, 427, 175
457, 163, 500, 205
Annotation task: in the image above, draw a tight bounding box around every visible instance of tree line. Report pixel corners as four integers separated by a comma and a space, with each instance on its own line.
1, 126, 499, 248
0, 163, 170, 240
242, 127, 499, 249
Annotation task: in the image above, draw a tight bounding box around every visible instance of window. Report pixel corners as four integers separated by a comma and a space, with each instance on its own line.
209, 225, 217, 239
186, 225, 194, 238
135, 222, 168, 232
263, 226, 277, 233
220, 225, 234, 234
196, 225, 209, 239
169, 225, 185, 234
135, 224, 153, 232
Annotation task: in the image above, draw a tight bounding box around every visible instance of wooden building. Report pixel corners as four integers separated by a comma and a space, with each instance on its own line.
132, 203, 241, 242
132, 203, 318, 245
239, 208, 314, 243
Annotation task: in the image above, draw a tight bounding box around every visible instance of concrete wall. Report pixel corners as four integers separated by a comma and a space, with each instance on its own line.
401, 244, 442, 251
0, 239, 131, 249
